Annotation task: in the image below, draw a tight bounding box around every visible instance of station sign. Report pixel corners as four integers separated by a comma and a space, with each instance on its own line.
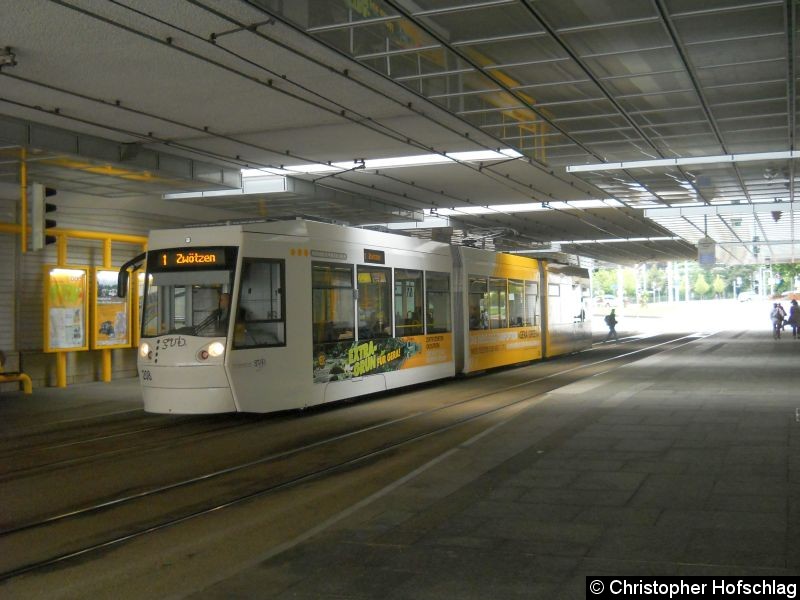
697, 237, 716, 267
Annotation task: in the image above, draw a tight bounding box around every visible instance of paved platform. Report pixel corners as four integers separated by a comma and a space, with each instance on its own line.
0, 376, 141, 434
186, 329, 800, 599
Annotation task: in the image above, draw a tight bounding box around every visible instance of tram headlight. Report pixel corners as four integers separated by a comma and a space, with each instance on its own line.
139, 342, 151, 359
207, 341, 225, 358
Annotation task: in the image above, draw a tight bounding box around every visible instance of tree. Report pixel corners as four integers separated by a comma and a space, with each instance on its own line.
647, 265, 666, 298
772, 263, 800, 293
622, 268, 637, 298
693, 272, 710, 299
712, 274, 726, 298
592, 268, 616, 296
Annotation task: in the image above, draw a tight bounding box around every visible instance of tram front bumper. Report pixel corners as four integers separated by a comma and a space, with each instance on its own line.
139, 364, 237, 414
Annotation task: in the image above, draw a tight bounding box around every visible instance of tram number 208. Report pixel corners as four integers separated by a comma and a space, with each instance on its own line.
141, 369, 152, 381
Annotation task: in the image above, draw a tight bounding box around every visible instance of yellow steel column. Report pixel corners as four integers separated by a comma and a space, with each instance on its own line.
55, 352, 67, 388
101, 238, 112, 382
55, 233, 68, 388
20, 148, 27, 254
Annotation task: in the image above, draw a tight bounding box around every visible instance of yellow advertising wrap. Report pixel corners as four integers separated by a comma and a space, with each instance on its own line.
466, 252, 543, 370
44, 266, 89, 352
492, 252, 540, 280
399, 333, 453, 369
469, 328, 542, 370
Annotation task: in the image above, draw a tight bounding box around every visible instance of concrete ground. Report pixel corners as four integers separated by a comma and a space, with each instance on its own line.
187, 322, 800, 599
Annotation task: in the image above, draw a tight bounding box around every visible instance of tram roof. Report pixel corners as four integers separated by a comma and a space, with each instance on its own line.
0, 1, 797, 266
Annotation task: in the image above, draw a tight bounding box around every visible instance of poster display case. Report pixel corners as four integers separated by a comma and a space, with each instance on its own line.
92, 268, 131, 349
44, 267, 89, 352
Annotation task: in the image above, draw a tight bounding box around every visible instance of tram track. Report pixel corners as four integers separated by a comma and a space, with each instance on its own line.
0, 416, 266, 480
0, 331, 711, 582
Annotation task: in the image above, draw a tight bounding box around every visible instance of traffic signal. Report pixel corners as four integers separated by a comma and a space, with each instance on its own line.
30, 183, 57, 250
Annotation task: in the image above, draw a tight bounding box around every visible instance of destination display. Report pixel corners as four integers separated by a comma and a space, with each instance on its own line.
363, 249, 385, 264
149, 247, 230, 271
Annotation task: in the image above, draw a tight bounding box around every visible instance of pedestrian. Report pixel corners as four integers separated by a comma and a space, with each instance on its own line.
787, 299, 799, 339
604, 308, 618, 341
770, 302, 786, 339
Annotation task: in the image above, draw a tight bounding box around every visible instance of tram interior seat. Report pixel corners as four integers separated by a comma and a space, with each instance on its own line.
314, 321, 354, 343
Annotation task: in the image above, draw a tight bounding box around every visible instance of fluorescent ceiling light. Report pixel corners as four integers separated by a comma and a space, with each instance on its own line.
552, 236, 682, 244
566, 150, 800, 173
436, 199, 624, 216
645, 200, 797, 218
242, 164, 342, 177
241, 148, 522, 178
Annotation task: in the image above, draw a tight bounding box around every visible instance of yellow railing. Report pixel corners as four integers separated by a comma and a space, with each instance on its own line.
1, 221, 147, 388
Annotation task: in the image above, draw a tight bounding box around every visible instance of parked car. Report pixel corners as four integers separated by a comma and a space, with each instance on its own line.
596, 294, 619, 307
737, 291, 757, 302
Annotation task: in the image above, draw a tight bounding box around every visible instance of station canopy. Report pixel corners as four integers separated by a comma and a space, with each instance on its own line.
0, 0, 798, 265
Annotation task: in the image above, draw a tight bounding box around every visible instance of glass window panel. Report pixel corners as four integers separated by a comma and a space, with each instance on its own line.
508, 279, 524, 327
312, 262, 355, 344
525, 281, 539, 327
142, 268, 235, 339
235, 259, 286, 348
358, 266, 392, 339
489, 278, 507, 329
468, 275, 488, 330
425, 271, 451, 333
421, 4, 541, 43
394, 269, 423, 337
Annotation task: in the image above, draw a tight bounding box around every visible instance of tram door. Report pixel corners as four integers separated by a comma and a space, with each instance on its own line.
233, 258, 286, 349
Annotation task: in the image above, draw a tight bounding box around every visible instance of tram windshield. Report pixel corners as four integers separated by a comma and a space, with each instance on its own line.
141, 247, 237, 338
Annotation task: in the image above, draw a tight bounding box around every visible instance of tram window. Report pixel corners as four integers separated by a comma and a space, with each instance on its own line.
425, 271, 451, 333
357, 266, 392, 339
468, 276, 488, 330
525, 281, 539, 327
141, 270, 233, 338
234, 259, 285, 348
508, 280, 524, 327
489, 278, 507, 329
312, 262, 355, 344
394, 269, 423, 337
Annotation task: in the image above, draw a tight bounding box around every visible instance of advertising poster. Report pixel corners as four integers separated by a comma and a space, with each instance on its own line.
93, 269, 130, 348
313, 334, 453, 383
45, 267, 88, 352
469, 328, 541, 370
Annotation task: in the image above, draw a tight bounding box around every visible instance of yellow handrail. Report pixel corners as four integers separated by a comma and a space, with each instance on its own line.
1, 220, 147, 388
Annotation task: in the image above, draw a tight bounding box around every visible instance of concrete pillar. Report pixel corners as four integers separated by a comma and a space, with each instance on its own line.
667, 261, 674, 303
684, 261, 690, 302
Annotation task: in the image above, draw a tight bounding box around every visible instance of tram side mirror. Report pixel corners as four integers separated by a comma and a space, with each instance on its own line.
118, 251, 147, 300
117, 270, 129, 299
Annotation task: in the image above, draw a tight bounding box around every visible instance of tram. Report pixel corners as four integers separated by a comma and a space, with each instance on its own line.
119, 219, 591, 414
